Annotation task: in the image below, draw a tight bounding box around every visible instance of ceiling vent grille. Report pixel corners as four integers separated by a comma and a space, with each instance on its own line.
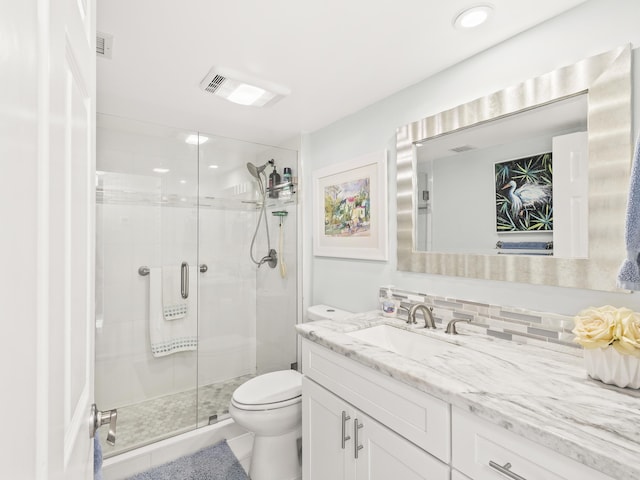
96, 32, 113, 59
203, 75, 227, 94
198, 67, 290, 107
450, 145, 475, 153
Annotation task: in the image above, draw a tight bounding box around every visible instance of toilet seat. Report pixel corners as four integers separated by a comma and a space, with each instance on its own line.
231, 370, 302, 411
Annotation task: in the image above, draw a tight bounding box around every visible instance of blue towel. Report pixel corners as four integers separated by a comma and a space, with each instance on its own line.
618, 132, 640, 290
496, 241, 552, 250
94, 435, 103, 480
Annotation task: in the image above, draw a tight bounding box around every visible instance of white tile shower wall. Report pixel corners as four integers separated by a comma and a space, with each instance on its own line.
256, 202, 298, 374
385, 287, 580, 356
197, 207, 257, 387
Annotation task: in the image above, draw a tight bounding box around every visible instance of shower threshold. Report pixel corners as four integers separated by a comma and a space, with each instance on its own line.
99, 374, 255, 458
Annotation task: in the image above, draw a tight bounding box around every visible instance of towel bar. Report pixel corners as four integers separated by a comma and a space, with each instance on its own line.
137, 264, 208, 276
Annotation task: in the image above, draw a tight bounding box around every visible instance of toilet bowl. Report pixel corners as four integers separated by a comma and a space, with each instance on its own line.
229, 370, 302, 480
230, 305, 352, 479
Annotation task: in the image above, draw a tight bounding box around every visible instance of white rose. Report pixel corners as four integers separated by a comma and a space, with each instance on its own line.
613, 310, 640, 357
572, 306, 616, 349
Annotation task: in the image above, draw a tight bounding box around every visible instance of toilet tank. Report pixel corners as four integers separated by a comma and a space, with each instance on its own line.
306, 304, 352, 322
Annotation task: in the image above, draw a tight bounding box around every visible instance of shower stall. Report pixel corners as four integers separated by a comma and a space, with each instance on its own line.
95, 114, 299, 457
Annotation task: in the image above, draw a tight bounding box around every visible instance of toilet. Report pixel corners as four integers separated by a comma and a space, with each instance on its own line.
229, 305, 352, 480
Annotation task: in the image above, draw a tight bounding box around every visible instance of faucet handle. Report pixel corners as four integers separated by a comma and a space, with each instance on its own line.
397, 304, 411, 324
445, 318, 471, 335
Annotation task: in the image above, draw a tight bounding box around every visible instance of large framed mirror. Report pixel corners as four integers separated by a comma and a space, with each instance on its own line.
396, 45, 632, 291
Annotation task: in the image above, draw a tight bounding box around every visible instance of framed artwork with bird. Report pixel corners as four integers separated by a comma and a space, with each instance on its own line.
495, 152, 553, 232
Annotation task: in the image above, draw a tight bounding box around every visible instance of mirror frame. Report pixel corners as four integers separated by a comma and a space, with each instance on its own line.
396, 45, 632, 291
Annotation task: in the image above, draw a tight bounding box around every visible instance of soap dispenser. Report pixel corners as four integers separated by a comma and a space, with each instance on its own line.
268, 165, 281, 199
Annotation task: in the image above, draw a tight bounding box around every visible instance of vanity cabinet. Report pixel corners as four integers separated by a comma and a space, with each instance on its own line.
303, 377, 448, 480
452, 407, 615, 480
301, 339, 450, 480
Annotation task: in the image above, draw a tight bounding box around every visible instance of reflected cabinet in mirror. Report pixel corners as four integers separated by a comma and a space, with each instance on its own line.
396, 46, 631, 291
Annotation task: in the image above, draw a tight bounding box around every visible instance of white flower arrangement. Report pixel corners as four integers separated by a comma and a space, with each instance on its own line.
573, 305, 640, 357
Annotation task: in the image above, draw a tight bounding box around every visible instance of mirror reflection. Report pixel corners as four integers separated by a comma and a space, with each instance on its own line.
415, 94, 588, 258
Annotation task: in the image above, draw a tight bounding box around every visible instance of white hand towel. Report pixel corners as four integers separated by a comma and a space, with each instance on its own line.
162, 265, 188, 320
149, 267, 197, 357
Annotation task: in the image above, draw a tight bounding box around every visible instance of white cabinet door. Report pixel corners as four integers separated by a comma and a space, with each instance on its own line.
303, 376, 353, 480
303, 376, 449, 480
355, 409, 449, 480
452, 470, 472, 480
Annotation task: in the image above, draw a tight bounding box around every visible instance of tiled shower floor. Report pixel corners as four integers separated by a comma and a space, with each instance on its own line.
99, 374, 255, 458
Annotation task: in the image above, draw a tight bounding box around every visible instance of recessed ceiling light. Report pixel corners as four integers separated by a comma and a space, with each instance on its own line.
153, 168, 170, 174
185, 134, 208, 145
180, 179, 187, 184
454, 5, 493, 29
208, 164, 219, 169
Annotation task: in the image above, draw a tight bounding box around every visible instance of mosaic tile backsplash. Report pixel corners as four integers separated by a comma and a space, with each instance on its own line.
383, 287, 580, 356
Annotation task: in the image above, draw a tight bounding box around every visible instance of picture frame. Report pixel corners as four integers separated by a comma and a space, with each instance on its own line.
313, 150, 388, 260
494, 152, 553, 233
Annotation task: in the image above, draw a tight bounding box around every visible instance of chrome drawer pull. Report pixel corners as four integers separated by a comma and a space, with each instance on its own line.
489, 461, 527, 480
341, 411, 351, 449
354, 419, 364, 459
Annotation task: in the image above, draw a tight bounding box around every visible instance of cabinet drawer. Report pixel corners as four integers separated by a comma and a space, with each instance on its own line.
452, 407, 614, 480
302, 339, 450, 462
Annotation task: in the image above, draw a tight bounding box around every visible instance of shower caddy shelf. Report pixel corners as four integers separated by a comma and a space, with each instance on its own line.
266, 180, 296, 196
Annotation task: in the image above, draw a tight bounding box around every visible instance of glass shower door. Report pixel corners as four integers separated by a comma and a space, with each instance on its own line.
196, 136, 299, 426
95, 114, 200, 456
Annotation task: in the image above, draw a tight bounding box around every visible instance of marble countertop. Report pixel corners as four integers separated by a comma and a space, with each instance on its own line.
296, 312, 640, 479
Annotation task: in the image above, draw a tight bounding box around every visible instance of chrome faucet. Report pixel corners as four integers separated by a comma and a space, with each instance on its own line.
408, 303, 436, 329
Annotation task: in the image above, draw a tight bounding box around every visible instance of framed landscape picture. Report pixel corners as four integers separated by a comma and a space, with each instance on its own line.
313, 150, 388, 260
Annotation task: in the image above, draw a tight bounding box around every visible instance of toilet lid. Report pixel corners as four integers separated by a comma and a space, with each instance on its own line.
233, 370, 302, 406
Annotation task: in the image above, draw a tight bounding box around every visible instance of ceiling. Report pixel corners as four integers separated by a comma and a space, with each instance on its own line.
96, 0, 587, 147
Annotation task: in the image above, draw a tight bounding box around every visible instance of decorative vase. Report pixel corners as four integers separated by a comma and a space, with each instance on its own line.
583, 347, 640, 389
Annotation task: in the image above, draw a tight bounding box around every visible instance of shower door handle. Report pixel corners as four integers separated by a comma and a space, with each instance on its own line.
90, 404, 118, 446
181, 262, 189, 299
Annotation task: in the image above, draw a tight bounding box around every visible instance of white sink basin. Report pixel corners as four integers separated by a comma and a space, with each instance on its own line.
347, 324, 455, 361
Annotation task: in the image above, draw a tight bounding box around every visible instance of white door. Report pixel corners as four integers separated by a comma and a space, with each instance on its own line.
552, 131, 589, 258
1, 0, 96, 478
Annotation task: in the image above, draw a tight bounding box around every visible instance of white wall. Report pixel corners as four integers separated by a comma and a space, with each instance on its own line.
304, 0, 640, 316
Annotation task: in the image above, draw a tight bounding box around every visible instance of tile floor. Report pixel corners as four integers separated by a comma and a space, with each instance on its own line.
99, 374, 255, 458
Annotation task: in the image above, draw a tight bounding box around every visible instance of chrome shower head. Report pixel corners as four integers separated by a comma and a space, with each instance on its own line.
246, 159, 274, 179
246, 162, 263, 179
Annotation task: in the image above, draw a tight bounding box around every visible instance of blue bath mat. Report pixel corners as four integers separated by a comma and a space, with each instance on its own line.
126, 439, 248, 480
